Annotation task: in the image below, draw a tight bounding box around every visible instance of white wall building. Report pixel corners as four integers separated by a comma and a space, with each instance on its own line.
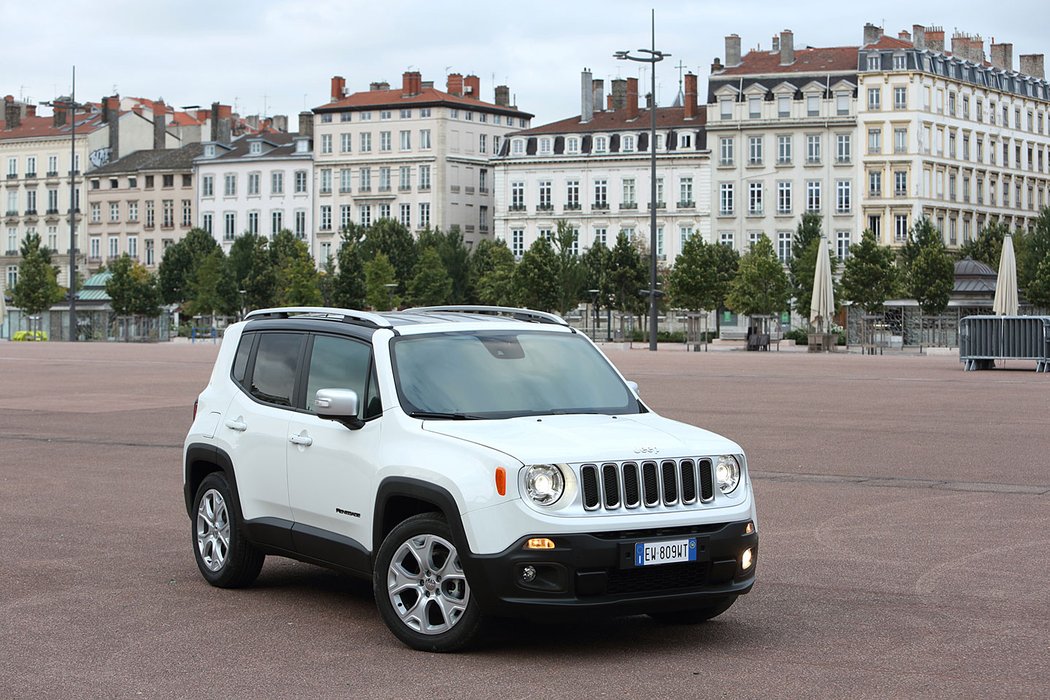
494, 70, 711, 264
311, 71, 532, 260
195, 132, 313, 254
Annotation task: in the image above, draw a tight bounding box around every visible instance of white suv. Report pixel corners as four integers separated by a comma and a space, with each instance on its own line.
183, 306, 758, 651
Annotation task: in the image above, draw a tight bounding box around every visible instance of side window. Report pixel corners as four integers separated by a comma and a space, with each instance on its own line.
232, 332, 254, 384
305, 335, 375, 417
364, 364, 382, 419
248, 333, 303, 407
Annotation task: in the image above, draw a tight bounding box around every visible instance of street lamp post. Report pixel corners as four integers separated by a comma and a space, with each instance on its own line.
616, 10, 668, 351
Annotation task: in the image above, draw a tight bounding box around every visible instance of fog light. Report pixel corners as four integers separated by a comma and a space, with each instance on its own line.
745, 522, 754, 535
525, 537, 555, 550
741, 548, 753, 570
521, 565, 537, 583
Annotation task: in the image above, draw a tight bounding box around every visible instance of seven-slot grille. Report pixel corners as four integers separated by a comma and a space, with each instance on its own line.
580, 459, 714, 512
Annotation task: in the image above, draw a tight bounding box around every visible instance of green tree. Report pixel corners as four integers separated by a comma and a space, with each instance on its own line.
788, 213, 824, 315
957, 220, 1009, 269
726, 235, 791, 318
361, 219, 417, 294
227, 233, 274, 313
418, 228, 470, 303
184, 249, 233, 317
475, 242, 517, 306
468, 238, 513, 303
105, 254, 162, 317
608, 230, 647, 315
11, 232, 64, 316
268, 230, 320, 306
840, 230, 897, 313
1019, 208, 1050, 299
331, 226, 367, 309
900, 218, 954, 316
317, 256, 338, 307
668, 237, 739, 313
365, 252, 399, 310
408, 247, 453, 306
513, 238, 559, 311
1025, 256, 1050, 309
553, 220, 585, 314
158, 228, 219, 305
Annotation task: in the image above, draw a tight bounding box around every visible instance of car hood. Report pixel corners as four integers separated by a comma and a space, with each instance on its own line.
420, 412, 742, 465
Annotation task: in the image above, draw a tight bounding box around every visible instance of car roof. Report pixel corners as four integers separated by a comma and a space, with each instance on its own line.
242, 306, 570, 336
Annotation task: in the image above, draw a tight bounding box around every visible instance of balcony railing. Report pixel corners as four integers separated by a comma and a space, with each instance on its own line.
536, 204, 553, 211
620, 202, 637, 210
508, 204, 526, 212
592, 202, 609, 210
563, 203, 581, 211
678, 200, 695, 209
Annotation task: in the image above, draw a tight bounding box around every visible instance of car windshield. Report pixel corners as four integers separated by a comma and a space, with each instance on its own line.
391, 330, 641, 418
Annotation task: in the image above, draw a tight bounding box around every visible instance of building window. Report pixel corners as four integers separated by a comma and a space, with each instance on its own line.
224, 212, 236, 241
894, 214, 908, 241
399, 203, 411, 228
418, 165, 430, 190
594, 136, 607, 153
201, 212, 212, 235
109, 202, 120, 222
341, 133, 352, 153
271, 171, 284, 195
594, 179, 609, 209
594, 227, 607, 247
720, 99, 733, 119
719, 137, 734, 166
379, 167, 391, 192
128, 201, 139, 222
294, 171, 307, 194
162, 200, 174, 228
777, 135, 791, 165
90, 202, 101, 223
748, 97, 761, 118
360, 132, 372, 152
869, 170, 882, 196
894, 86, 907, 110
777, 232, 791, 263
202, 175, 214, 197
748, 136, 763, 165
272, 210, 283, 235
419, 202, 430, 229
836, 231, 851, 260
511, 229, 524, 258
806, 94, 820, 117
537, 180, 552, 210
894, 128, 908, 154
894, 170, 908, 196
748, 182, 763, 215
678, 177, 692, 207
622, 135, 635, 152
511, 181, 525, 210
776, 181, 791, 214
777, 96, 790, 117
319, 205, 331, 231
867, 88, 881, 110
893, 54, 907, 70
867, 128, 882, 154
294, 210, 306, 238
622, 178, 636, 207
806, 181, 821, 211
807, 134, 821, 164
836, 134, 851, 164
380, 131, 392, 152
566, 180, 580, 209
359, 204, 371, 227
836, 180, 852, 213
248, 210, 260, 235
719, 183, 734, 215
224, 173, 237, 196
248, 172, 260, 196
566, 137, 579, 154
320, 134, 332, 154
360, 168, 371, 192
719, 231, 733, 247
339, 205, 352, 229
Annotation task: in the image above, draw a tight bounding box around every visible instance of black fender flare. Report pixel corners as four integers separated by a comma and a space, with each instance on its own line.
183, 443, 242, 520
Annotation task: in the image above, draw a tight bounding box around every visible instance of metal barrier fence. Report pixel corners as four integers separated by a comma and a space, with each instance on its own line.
959, 315, 1050, 372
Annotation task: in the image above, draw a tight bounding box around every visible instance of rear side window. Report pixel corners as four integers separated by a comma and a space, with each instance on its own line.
249, 333, 303, 407
305, 335, 373, 416
232, 332, 254, 384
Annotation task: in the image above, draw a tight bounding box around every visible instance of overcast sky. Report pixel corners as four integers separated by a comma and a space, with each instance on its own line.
5, 0, 1046, 127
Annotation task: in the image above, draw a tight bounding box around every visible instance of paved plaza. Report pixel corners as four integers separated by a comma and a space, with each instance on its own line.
0, 341, 1047, 698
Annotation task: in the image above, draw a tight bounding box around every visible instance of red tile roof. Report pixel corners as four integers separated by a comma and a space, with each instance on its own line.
867, 35, 913, 49
719, 46, 859, 76
315, 86, 532, 117
0, 113, 106, 141
515, 106, 705, 136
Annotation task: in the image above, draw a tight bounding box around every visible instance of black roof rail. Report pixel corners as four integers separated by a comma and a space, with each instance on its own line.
406, 305, 568, 326
244, 306, 393, 329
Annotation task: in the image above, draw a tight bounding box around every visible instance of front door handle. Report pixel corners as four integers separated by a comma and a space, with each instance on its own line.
225, 418, 247, 432
289, 432, 313, 447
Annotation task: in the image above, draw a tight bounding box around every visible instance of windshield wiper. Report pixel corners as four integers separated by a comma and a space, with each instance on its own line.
409, 411, 483, 420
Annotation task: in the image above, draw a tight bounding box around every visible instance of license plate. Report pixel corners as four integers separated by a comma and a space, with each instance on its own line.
634, 538, 697, 567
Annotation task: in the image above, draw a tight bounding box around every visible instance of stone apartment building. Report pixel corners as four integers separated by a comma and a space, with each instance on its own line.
310, 71, 532, 255
493, 70, 711, 263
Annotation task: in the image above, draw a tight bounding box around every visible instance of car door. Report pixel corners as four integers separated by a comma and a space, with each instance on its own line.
286, 333, 382, 570
222, 331, 303, 524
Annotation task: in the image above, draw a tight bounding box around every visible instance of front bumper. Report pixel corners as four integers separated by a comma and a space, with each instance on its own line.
461, 520, 757, 618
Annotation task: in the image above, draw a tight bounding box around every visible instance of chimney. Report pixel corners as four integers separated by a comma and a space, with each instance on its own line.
298, 111, 314, 138
402, 71, 422, 97
52, 98, 68, 128
684, 72, 698, 119
330, 75, 346, 102
581, 68, 594, 123
211, 102, 233, 145
863, 23, 883, 46
912, 25, 926, 50
1020, 54, 1045, 79
592, 79, 604, 114
611, 79, 627, 110
772, 35, 780, 53
4, 95, 21, 130
991, 42, 1013, 71
607, 95, 614, 110
369, 81, 390, 91
104, 96, 120, 160
446, 73, 464, 96
725, 34, 742, 66
464, 74, 480, 99
153, 99, 167, 149
969, 36, 986, 64
926, 27, 945, 53
952, 33, 983, 63
626, 77, 639, 120
710, 57, 724, 73
25, 104, 36, 118
494, 85, 510, 107
780, 29, 794, 65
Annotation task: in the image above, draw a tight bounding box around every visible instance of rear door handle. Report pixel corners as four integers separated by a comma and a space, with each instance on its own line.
225, 418, 247, 432
289, 432, 313, 447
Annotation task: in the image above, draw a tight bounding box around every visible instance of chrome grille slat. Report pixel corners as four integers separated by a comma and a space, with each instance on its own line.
579, 458, 720, 512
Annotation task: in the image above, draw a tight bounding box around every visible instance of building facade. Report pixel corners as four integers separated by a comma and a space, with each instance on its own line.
84, 143, 204, 271
493, 71, 711, 263
195, 132, 314, 254
311, 71, 532, 258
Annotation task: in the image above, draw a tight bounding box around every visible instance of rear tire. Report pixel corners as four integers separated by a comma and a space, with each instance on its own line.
192, 472, 264, 588
647, 594, 738, 624
373, 513, 483, 652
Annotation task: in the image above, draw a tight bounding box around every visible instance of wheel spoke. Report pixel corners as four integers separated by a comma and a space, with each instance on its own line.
387, 561, 422, 596
433, 594, 465, 628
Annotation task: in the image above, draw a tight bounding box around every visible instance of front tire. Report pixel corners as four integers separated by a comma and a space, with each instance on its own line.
647, 594, 738, 624
192, 472, 264, 588
373, 513, 483, 652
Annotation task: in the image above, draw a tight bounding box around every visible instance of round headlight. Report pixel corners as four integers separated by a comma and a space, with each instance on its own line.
524, 464, 564, 506
716, 455, 741, 494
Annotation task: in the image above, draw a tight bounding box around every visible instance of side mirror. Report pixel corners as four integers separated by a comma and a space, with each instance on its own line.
315, 388, 365, 430
626, 380, 640, 396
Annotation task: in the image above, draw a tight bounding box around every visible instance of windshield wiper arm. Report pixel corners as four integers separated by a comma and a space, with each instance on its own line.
409, 411, 482, 420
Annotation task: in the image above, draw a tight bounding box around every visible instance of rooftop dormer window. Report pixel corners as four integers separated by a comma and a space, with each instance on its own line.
593, 136, 607, 153
204, 144, 216, 159
249, 141, 262, 155
538, 137, 552, 155
566, 137, 579, 154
